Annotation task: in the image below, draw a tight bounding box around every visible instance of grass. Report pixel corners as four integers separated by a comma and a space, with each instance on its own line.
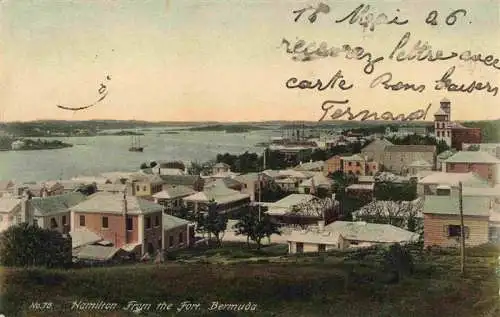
1, 243, 499, 317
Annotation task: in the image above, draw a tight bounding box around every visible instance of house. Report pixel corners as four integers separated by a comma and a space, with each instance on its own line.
342, 154, 379, 176
408, 160, 433, 176
152, 185, 196, 212
417, 172, 490, 196
0, 180, 16, 197
233, 173, 270, 201
274, 177, 298, 192
463, 143, 500, 159
183, 180, 251, 215
266, 194, 337, 226
294, 160, 324, 172
45, 180, 85, 194
361, 138, 393, 163
422, 194, 491, 248
287, 227, 342, 254
16, 182, 60, 197
205, 177, 242, 191
212, 162, 231, 175
162, 214, 193, 250
323, 155, 342, 176
298, 173, 334, 195
324, 221, 419, 248
382, 145, 436, 175
28, 192, 87, 234
0, 197, 22, 232
444, 151, 500, 185
436, 150, 456, 171
160, 175, 204, 191
69, 192, 165, 258
128, 174, 164, 199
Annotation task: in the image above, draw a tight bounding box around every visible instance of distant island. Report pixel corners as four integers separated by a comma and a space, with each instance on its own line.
97, 130, 145, 136
0, 138, 73, 151
158, 131, 180, 135
187, 124, 268, 133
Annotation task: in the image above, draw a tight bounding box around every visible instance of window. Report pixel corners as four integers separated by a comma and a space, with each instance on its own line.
16, 214, 21, 224
318, 244, 326, 252
169, 235, 174, 247
50, 218, 58, 229
33, 218, 38, 227
126, 217, 133, 231
348, 162, 352, 166
143, 186, 147, 191
154, 215, 160, 227
136, 185, 140, 191
158, 238, 162, 250
436, 131, 440, 137
296, 243, 304, 253
146, 216, 151, 229
356, 162, 361, 167
445, 225, 469, 238
447, 131, 450, 137
79, 215, 86, 226
102, 216, 109, 229
179, 232, 184, 243
304, 188, 310, 194
62, 215, 67, 226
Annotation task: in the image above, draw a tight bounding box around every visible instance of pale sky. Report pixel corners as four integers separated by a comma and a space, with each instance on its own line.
0, 0, 499, 122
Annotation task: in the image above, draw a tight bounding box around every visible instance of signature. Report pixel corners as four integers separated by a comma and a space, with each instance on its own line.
318, 100, 432, 122
57, 75, 111, 111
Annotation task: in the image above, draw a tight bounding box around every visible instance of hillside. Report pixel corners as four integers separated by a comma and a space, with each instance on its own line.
1, 243, 498, 317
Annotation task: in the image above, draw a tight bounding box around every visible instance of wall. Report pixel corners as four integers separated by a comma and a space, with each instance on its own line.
72, 212, 139, 248
42, 212, 70, 234
323, 156, 342, 176
343, 160, 365, 176
451, 128, 481, 151
163, 225, 189, 251
288, 241, 338, 254
446, 163, 495, 184
423, 213, 489, 248
142, 212, 163, 254
383, 151, 435, 175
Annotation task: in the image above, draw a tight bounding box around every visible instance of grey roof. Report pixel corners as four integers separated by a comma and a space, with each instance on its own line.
213, 162, 230, 168
184, 181, 249, 204
444, 151, 500, 164
386, 145, 436, 153
153, 185, 195, 199
163, 214, 191, 231
70, 192, 164, 215
97, 183, 127, 193
418, 172, 489, 187
325, 221, 419, 243
205, 177, 241, 189
234, 173, 260, 184
160, 175, 201, 186
423, 195, 491, 216
70, 228, 103, 249
299, 174, 333, 188
294, 161, 324, 171
437, 150, 456, 160
361, 139, 393, 152
270, 194, 317, 209
30, 192, 87, 216
76, 245, 120, 261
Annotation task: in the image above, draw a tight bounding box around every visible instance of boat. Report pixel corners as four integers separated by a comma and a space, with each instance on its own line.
129, 135, 144, 152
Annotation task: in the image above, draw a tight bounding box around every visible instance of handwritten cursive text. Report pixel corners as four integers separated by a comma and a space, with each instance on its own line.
435, 66, 498, 96
318, 100, 432, 122
285, 70, 354, 91
335, 4, 408, 32
370, 72, 425, 93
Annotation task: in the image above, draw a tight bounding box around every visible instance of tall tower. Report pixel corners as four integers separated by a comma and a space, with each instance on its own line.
434, 98, 452, 146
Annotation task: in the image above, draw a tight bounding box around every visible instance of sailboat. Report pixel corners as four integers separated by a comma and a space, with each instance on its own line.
129, 135, 144, 152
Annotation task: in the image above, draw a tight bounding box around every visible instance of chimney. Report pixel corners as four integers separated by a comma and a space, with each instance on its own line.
317, 220, 325, 232
21, 190, 32, 223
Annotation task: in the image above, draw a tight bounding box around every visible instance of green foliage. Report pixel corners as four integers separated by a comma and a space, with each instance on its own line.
383, 243, 415, 282
374, 182, 417, 201
75, 183, 97, 196
139, 162, 149, 169
234, 209, 281, 250
261, 182, 288, 202
0, 223, 72, 268
386, 134, 450, 154
195, 200, 228, 247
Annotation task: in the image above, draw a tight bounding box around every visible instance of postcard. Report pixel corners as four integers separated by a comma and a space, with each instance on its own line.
0, 0, 499, 316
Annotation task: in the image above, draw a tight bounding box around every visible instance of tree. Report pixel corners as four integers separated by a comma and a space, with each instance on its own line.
75, 183, 97, 196
0, 223, 72, 268
150, 161, 158, 168
196, 200, 228, 247
383, 243, 414, 283
140, 162, 149, 169
234, 210, 281, 250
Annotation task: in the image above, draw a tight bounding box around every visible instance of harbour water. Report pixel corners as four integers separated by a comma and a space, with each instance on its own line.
0, 129, 278, 183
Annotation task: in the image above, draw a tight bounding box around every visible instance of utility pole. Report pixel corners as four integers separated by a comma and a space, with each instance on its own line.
459, 181, 466, 276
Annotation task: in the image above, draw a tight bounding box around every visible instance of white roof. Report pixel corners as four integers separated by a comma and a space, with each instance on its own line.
266, 194, 318, 216
346, 183, 374, 190
325, 221, 419, 243
418, 172, 489, 187
70, 228, 103, 249
70, 192, 164, 215
0, 197, 21, 213
286, 230, 341, 245
299, 174, 333, 188
445, 151, 500, 164
183, 181, 249, 204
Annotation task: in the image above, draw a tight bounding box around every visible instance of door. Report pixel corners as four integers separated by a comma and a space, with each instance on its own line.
296, 243, 304, 254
